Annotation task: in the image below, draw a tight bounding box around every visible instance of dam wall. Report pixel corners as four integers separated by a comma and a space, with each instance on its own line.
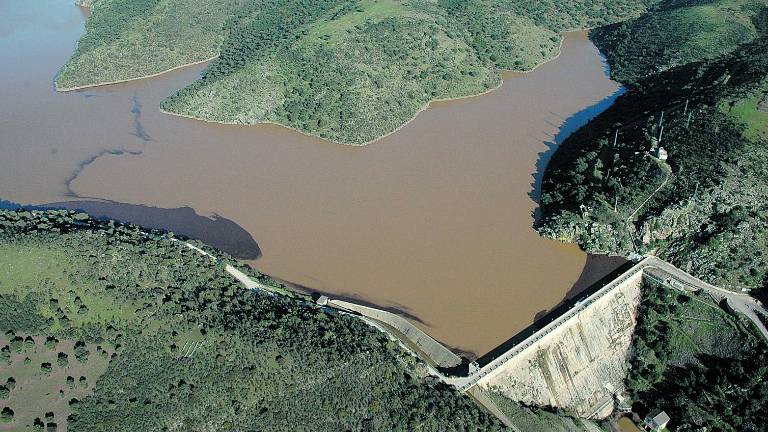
326, 299, 463, 369
473, 265, 645, 418
318, 257, 764, 422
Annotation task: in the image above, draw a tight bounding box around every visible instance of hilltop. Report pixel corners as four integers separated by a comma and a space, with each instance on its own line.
56, 0, 659, 144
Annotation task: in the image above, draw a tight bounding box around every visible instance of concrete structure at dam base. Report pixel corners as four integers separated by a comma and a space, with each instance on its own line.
321, 256, 768, 425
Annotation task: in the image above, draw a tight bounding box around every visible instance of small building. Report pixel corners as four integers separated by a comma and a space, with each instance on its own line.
614, 392, 632, 413
643, 410, 670, 431
655, 147, 668, 161
316, 295, 329, 306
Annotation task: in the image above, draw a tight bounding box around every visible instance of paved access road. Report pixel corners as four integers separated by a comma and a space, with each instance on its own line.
181, 241, 273, 291
643, 257, 768, 341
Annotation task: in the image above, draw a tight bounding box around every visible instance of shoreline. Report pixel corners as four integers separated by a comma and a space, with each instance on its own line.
60, 30, 578, 145
51, 28, 630, 357
158, 32, 574, 146
55, 55, 218, 92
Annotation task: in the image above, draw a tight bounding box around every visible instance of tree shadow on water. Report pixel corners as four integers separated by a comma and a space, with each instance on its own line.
529, 86, 626, 224
0, 198, 261, 260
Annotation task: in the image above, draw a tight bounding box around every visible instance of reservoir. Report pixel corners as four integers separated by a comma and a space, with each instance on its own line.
0, 0, 624, 356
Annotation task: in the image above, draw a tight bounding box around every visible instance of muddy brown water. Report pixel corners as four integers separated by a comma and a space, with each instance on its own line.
1, 0, 626, 356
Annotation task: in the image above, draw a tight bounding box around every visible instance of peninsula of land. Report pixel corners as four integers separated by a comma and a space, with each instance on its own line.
56, 0, 658, 144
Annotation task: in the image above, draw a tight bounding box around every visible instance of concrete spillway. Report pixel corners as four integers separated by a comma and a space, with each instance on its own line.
455, 257, 767, 420
327, 299, 463, 369
473, 265, 644, 418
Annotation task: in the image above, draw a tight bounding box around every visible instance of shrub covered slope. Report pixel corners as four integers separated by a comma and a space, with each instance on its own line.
593, 0, 763, 83
538, 2, 768, 289
57, 0, 659, 144
626, 280, 767, 431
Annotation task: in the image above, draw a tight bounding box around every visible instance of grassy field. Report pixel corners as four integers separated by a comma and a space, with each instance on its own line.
0, 334, 112, 432
627, 280, 763, 393
0, 245, 136, 329
57, 0, 658, 144
0, 244, 127, 431
647, 290, 755, 366
625, 280, 767, 431
723, 82, 768, 141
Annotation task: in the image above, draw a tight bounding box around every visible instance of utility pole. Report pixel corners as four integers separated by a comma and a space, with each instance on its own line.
686, 110, 693, 129
658, 125, 664, 144
613, 129, 618, 147
658, 111, 664, 129
683, 99, 689, 115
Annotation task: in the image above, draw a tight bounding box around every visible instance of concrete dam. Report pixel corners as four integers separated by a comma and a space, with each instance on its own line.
447, 256, 767, 421
179, 237, 767, 426
470, 262, 644, 418
319, 256, 768, 422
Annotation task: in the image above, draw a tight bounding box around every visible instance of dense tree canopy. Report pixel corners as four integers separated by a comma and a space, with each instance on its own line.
539, 3, 768, 288
626, 281, 768, 431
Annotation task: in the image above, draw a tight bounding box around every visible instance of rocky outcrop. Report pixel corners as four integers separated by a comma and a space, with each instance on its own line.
758, 93, 768, 112
475, 270, 644, 418
539, 160, 768, 289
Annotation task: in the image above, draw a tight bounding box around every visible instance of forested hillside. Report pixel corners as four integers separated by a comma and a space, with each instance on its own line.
625, 280, 767, 431
57, 0, 659, 144
538, 2, 768, 289
0, 209, 501, 431
593, 0, 763, 83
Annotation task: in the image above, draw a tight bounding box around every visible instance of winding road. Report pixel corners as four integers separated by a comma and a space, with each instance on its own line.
643, 257, 768, 340
173, 238, 768, 429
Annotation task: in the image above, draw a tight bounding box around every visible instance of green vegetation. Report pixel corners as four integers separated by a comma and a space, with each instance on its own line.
57, 0, 240, 89
58, 0, 659, 144
538, 4, 768, 289
483, 390, 607, 432
627, 281, 762, 391
0, 209, 502, 431
723, 81, 768, 140
0, 331, 111, 431
593, 0, 764, 83
626, 280, 767, 431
